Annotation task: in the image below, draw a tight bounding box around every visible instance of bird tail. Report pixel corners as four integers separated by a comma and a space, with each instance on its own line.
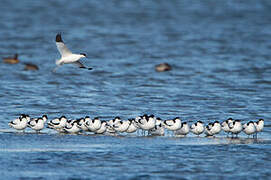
56, 59, 61, 65
8, 122, 13, 127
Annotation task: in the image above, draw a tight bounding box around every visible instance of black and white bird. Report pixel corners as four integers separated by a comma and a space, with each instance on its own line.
243, 121, 256, 137
175, 122, 190, 136
8, 114, 28, 132
125, 119, 138, 133
253, 119, 264, 138
107, 117, 121, 127
137, 114, 156, 135
54, 33, 92, 72
148, 123, 165, 136
77, 117, 89, 132
221, 118, 233, 136
163, 117, 182, 131
190, 121, 204, 136
212, 121, 222, 135
229, 120, 242, 137
85, 117, 102, 132
94, 120, 108, 134
205, 122, 214, 137
112, 120, 130, 133
27, 118, 45, 133
47, 116, 67, 132
63, 120, 81, 134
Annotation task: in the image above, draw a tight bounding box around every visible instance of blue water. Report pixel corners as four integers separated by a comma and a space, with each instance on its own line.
1, 0, 271, 179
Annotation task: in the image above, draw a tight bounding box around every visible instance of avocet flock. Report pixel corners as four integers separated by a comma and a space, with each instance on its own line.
8, 114, 264, 138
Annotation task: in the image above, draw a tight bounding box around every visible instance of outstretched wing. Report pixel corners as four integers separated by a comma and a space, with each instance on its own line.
73, 61, 92, 70
55, 33, 72, 57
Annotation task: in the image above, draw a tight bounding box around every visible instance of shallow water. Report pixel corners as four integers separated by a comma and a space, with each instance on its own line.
1, 0, 271, 179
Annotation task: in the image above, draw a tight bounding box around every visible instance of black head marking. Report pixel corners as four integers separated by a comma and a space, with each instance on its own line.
149, 114, 154, 118
80, 53, 87, 57
56, 33, 63, 42
143, 114, 148, 118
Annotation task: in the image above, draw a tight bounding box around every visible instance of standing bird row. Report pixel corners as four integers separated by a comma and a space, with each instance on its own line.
8, 114, 47, 133
8, 114, 265, 138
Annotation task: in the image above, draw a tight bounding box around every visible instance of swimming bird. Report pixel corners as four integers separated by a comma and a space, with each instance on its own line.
155, 63, 172, 72
3, 53, 19, 64
8, 114, 28, 132
23, 62, 39, 71
253, 119, 264, 138
190, 121, 204, 136
243, 121, 256, 137
175, 122, 190, 136
54, 33, 92, 72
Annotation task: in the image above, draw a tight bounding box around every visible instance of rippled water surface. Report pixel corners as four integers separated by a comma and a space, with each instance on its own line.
1, 0, 271, 179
